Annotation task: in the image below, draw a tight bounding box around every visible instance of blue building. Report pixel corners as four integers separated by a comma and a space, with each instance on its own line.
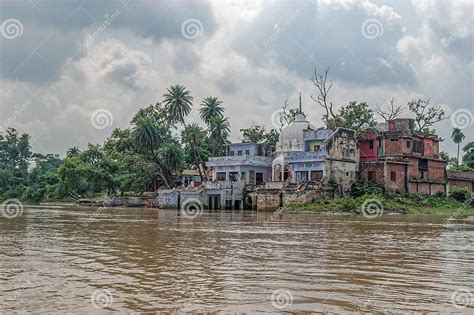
272, 113, 359, 191
207, 143, 273, 185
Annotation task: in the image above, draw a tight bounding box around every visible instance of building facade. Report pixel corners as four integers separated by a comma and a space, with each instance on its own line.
207, 143, 273, 185
359, 118, 447, 195
271, 113, 359, 194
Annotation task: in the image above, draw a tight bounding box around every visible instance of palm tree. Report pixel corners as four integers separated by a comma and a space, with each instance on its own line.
182, 123, 208, 181
200, 96, 224, 126
451, 128, 465, 165
132, 116, 172, 188
163, 84, 193, 126
209, 116, 231, 156
66, 146, 81, 156
132, 116, 161, 152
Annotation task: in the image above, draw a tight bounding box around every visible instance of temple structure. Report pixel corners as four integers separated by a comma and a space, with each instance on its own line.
271, 94, 359, 193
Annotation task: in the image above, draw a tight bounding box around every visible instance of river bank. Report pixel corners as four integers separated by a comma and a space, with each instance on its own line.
284, 194, 474, 216
9, 195, 474, 220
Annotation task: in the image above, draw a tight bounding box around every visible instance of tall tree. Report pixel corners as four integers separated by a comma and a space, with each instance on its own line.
66, 146, 81, 156
408, 98, 446, 131
132, 116, 162, 152
327, 101, 377, 133
181, 123, 208, 181
311, 67, 336, 127
209, 115, 231, 156
451, 128, 465, 165
163, 84, 193, 126
200, 96, 224, 126
132, 116, 172, 188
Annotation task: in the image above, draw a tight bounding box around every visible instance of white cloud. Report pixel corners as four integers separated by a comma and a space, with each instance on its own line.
0, 0, 471, 158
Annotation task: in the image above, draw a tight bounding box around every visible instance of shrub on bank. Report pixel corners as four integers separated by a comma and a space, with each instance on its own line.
350, 180, 385, 197
449, 188, 472, 203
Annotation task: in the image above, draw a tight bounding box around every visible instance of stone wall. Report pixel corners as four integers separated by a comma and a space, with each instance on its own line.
156, 190, 179, 209
256, 193, 281, 211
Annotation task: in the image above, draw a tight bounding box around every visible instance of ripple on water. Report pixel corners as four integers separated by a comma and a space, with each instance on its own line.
0, 208, 473, 313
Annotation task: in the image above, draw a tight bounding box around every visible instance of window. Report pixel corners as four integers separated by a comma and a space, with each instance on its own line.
418, 159, 428, 171
229, 151, 235, 156
229, 172, 239, 181
237, 150, 242, 156
369, 140, 374, 149
413, 141, 422, 153
311, 170, 323, 181
390, 138, 398, 142
378, 139, 382, 148
406, 140, 411, 148
245, 150, 250, 155
390, 171, 396, 182
217, 172, 226, 181
368, 171, 376, 181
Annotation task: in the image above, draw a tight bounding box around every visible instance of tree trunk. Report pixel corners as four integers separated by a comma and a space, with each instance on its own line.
457, 143, 460, 165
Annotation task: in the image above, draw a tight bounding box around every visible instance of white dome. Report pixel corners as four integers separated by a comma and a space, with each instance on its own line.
277, 114, 315, 152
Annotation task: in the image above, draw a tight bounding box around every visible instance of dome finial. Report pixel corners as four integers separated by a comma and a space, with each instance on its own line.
299, 92, 302, 114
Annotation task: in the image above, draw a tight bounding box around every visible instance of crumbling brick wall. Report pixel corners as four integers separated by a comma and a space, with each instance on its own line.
256, 193, 281, 211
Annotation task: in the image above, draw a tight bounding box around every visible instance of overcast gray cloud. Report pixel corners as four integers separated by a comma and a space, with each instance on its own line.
0, 0, 472, 157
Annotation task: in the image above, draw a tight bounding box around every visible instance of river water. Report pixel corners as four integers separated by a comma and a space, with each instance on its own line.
1, 206, 473, 314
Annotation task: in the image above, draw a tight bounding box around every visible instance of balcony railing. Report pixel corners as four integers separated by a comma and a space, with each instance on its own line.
207, 155, 274, 166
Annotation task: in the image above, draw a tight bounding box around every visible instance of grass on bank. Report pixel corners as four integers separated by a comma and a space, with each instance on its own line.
284, 192, 474, 216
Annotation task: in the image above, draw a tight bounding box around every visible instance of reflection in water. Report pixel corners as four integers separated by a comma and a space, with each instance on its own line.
1, 207, 473, 313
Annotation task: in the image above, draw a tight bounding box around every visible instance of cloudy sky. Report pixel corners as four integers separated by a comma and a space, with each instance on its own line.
0, 0, 472, 156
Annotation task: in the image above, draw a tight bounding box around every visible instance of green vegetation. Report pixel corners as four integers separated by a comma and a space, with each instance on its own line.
0, 85, 238, 202
444, 140, 474, 172
285, 190, 474, 216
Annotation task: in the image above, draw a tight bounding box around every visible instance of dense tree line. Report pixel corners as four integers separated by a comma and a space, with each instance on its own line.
1, 72, 471, 202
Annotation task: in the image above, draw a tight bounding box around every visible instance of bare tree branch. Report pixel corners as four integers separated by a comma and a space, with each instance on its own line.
311, 67, 335, 126
408, 98, 447, 131
375, 98, 405, 122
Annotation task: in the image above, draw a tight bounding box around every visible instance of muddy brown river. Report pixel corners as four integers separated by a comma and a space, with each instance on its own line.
1, 206, 473, 313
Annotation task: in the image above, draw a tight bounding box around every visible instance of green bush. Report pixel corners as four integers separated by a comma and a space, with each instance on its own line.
336, 197, 358, 212
351, 180, 385, 197
409, 192, 425, 202
435, 190, 446, 197
449, 188, 472, 203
